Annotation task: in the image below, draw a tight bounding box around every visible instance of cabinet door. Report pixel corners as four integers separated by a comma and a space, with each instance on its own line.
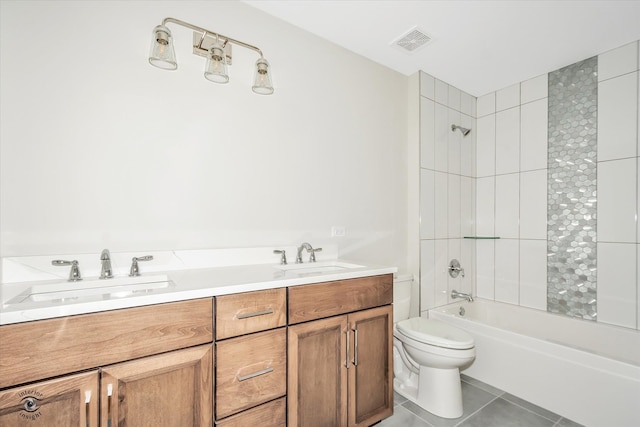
100, 344, 213, 427
0, 370, 98, 427
288, 315, 348, 427
348, 305, 393, 427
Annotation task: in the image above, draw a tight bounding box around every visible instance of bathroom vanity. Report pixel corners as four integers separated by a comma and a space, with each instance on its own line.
0, 257, 394, 427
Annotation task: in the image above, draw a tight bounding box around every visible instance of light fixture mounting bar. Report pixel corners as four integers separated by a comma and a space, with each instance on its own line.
192, 32, 233, 64
162, 17, 263, 58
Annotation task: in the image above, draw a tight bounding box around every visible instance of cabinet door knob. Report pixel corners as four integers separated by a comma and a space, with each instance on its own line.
236, 367, 274, 382
345, 330, 351, 369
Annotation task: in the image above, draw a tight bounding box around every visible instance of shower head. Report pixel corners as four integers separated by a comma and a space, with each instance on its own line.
451, 124, 471, 136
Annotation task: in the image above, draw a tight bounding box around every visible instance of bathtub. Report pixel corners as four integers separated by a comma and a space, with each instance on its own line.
429, 298, 640, 427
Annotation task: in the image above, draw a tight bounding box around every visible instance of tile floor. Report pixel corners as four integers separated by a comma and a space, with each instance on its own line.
379, 375, 584, 427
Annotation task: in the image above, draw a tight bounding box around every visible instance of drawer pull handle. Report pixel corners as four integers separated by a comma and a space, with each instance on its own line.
236, 308, 274, 319
237, 367, 274, 382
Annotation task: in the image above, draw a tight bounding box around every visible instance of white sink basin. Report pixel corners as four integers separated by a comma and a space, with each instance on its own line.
7, 274, 173, 304
274, 261, 364, 277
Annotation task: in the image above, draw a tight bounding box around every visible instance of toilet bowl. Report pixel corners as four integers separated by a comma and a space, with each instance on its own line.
392, 275, 475, 419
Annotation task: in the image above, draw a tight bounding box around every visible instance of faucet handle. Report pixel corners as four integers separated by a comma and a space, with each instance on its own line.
273, 250, 287, 265
309, 247, 322, 263
52, 260, 83, 282
129, 255, 153, 277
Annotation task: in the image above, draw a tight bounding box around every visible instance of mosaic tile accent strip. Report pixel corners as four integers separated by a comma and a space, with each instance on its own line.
547, 57, 598, 320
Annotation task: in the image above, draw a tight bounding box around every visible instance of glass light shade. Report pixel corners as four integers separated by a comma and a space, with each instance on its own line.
204, 43, 229, 84
149, 25, 177, 70
252, 58, 274, 95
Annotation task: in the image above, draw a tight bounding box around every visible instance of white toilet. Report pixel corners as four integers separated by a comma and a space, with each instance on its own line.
393, 275, 475, 419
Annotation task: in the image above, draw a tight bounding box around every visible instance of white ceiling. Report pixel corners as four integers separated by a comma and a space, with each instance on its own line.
244, 0, 640, 97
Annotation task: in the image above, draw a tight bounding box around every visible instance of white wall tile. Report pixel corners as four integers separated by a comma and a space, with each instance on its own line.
435, 79, 449, 105
496, 83, 520, 111
597, 242, 637, 328
476, 114, 496, 177
598, 41, 639, 81
598, 72, 639, 161
434, 171, 448, 239
495, 107, 520, 175
461, 239, 475, 296
598, 158, 637, 243
637, 244, 640, 330
434, 239, 449, 306
520, 170, 547, 239
460, 114, 475, 177
519, 239, 547, 310
520, 99, 548, 171
495, 239, 519, 304
638, 158, 640, 243
448, 174, 461, 238
447, 238, 462, 302
420, 72, 435, 100
638, 71, 640, 160
460, 92, 474, 117
521, 74, 548, 104
449, 86, 461, 111
420, 239, 436, 310
420, 169, 435, 239
477, 92, 496, 117
495, 173, 519, 238
420, 98, 435, 169
476, 176, 495, 236
449, 109, 462, 174
434, 103, 449, 172
476, 239, 495, 299
461, 176, 474, 237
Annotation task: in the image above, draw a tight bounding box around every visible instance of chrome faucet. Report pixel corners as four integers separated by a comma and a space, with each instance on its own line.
451, 290, 473, 302
52, 259, 82, 282
100, 249, 113, 279
296, 242, 322, 263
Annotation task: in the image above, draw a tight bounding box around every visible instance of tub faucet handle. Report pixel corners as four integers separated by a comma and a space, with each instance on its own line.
448, 259, 465, 278
52, 259, 83, 282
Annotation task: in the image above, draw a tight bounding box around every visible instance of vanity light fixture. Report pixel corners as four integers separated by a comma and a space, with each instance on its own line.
148, 17, 274, 95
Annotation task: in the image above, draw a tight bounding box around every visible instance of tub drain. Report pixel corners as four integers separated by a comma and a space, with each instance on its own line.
459, 307, 465, 316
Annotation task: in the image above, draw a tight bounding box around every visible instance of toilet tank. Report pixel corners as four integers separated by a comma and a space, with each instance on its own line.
393, 274, 414, 322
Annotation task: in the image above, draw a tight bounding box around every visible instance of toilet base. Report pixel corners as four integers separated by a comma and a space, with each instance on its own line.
394, 366, 464, 419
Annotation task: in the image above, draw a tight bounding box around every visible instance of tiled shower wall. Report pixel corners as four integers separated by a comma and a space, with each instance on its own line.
419, 73, 477, 314
473, 40, 640, 330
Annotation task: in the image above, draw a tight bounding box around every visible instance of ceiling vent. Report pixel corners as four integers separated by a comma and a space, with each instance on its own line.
392, 27, 432, 54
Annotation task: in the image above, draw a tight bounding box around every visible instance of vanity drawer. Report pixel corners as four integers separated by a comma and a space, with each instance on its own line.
0, 298, 213, 389
215, 328, 286, 419
215, 288, 286, 339
288, 274, 393, 324
215, 397, 286, 427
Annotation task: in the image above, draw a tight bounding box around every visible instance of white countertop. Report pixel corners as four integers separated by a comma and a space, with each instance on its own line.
0, 259, 396, 325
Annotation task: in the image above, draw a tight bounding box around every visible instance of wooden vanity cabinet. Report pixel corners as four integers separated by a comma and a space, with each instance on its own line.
0, 298, 214, 427
287, 274, 394, 427
0, 371, 99, 427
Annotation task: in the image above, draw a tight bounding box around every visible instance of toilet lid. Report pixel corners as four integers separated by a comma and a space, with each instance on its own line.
396, 317, 474, 349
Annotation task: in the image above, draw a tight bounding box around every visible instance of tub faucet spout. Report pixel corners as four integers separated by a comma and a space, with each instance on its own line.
451, 290, 473, 302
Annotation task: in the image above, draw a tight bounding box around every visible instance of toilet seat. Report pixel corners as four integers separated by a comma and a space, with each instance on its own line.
396, 317, 474, 350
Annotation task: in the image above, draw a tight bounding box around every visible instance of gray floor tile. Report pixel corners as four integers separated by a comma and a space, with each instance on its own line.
501, 393, 561, 422
402, 381, 498, 427
378, 405, 433, 427
554, 417, 585, 427
461, 374, 505, 397
458, 398, 555, 427
395, 391, 408, 406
